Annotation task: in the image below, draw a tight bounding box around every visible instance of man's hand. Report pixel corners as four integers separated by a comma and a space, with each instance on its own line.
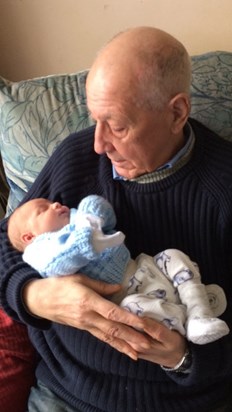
136, 317, 187, 367
22, 274, 151, 360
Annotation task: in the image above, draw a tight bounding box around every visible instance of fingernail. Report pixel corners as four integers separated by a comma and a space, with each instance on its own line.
128, 352, 137, 361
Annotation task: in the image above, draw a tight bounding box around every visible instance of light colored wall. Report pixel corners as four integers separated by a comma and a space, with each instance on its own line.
0, 0, 232, 81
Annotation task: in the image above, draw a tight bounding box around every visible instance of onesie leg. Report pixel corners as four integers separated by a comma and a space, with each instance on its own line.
157, 249, 230, 344
180, 283, 229, 344
119, 253, 187, 335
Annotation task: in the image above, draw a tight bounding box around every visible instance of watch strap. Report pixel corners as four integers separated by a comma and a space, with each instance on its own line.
160, 347, 192, 373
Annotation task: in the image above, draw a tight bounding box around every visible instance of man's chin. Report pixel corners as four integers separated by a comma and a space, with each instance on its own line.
113, 163, 129, 177
114, 164, 142, 180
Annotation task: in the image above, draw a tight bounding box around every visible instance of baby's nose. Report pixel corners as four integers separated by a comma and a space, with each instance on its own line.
52, 202, 61, 209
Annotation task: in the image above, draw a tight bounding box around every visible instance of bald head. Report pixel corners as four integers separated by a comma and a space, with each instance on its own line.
86, 27, 191, 179
87, 27, 191, 110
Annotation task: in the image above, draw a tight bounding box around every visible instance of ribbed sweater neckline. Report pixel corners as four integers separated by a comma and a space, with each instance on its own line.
99, 130, 205, 194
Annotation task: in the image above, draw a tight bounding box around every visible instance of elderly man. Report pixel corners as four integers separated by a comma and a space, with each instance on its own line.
0, 27, 231, 412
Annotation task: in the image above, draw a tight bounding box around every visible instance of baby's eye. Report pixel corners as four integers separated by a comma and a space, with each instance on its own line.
37, 206, 47, 215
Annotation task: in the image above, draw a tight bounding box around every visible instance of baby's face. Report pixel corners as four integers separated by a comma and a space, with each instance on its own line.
25, 198, 70, 235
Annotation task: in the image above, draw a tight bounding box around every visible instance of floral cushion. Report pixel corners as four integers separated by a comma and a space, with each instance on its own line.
0, 70, 94, 215
190, 51, 232, 140
0, 51, 232, 216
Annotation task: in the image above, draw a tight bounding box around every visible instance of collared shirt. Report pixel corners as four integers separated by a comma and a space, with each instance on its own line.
113, 122, 195, 183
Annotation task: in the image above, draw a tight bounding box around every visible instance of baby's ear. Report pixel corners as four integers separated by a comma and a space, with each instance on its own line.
21, 232, 35, 245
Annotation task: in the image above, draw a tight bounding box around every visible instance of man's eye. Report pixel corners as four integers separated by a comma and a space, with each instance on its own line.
112, 127, 125, 133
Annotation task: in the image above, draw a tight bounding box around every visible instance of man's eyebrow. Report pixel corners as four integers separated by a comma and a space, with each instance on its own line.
88, 111, 113, 122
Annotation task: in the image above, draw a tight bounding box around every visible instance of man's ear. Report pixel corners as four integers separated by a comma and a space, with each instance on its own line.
21, 232, 35, 245
169, 93, 191, 134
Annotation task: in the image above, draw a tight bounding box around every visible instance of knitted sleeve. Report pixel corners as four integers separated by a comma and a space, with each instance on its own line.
23, 225, 99, 277
0, 128, 95, 327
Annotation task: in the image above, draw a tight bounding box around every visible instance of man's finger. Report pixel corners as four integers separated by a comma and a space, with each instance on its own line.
89, 325, 138, 361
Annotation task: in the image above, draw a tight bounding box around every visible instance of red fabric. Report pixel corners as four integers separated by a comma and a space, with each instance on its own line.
0, 308, 36, 412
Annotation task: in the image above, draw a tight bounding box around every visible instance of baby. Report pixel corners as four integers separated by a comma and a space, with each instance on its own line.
8, 194, 229, 345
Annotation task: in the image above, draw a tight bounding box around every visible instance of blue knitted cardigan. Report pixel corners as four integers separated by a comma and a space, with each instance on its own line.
0, 119, 232, 412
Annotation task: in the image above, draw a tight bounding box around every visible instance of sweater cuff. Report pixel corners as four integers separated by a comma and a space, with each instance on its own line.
5, 269, 51, 330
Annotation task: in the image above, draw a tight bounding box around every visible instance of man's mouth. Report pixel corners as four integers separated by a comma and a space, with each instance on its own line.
110, 157, 125, 165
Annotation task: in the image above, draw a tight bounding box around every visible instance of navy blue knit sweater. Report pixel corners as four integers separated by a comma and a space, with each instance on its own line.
0, 119, 232, 412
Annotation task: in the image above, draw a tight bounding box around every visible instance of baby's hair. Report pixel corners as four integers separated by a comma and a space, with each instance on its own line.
8, 206, 28, 252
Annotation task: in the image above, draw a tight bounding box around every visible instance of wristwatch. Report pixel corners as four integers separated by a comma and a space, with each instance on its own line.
160, 347, 192, 373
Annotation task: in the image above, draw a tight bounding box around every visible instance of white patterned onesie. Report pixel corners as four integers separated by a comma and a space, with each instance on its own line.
115, 249, 229, 345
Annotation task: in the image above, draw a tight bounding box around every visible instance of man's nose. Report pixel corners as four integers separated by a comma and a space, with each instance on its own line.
94, 121, 114, 154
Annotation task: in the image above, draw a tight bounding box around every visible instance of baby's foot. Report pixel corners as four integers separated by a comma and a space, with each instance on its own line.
187, 317, 229, 344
